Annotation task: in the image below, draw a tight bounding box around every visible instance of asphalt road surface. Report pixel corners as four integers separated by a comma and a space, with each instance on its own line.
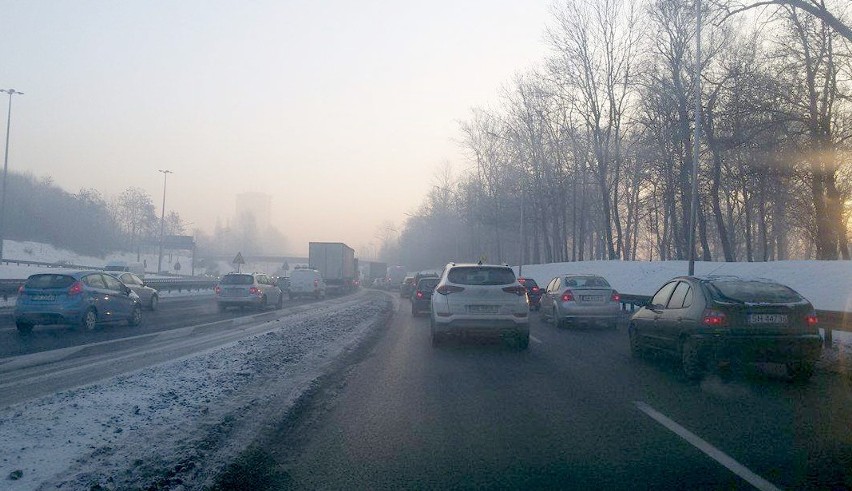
261, 296, 852, 490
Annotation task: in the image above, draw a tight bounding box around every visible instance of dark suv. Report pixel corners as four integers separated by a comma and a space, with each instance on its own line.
411, 277, 440, 317
214, 272, 284, 312
628, 276, 822, 381
517, 277, 542, 310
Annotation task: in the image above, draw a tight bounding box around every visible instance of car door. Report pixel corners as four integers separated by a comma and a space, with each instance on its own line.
635, 280, 678, 350
81, 273, 109, 315
119, 273, 147, 304
102, 273, 135, 321
657, 281, 694, 352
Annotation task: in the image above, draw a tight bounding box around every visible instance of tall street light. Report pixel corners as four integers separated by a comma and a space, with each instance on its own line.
688, 0, 702, 276
157, 169, 173, 274
0, 89, 24, 262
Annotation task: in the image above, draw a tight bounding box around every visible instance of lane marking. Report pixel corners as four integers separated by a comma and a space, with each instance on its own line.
529, 335, 542, 344
634, 401, 781, 491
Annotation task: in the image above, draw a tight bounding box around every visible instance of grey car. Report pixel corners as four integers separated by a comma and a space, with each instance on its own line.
540, 274, 621, 329
215, 272, 284, 311
110, 272, 159, 311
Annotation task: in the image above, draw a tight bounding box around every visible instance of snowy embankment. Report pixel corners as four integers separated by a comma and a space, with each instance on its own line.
0, 293, 393, 490
515, 260, 852, 313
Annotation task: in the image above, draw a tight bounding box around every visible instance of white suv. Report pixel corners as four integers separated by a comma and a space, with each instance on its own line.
430, 263, 530, 349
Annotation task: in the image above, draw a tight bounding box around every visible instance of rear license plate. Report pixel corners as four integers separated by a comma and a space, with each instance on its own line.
32, 295, 55, 301
748, 314, 788, 324
580, 295, 604, 302
224, 289, 243, 297
468, 305, 498, 314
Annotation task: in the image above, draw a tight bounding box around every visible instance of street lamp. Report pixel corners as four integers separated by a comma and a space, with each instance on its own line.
687, 0, 702, 276
157, 169, 173, 273
0, 89, 24, 262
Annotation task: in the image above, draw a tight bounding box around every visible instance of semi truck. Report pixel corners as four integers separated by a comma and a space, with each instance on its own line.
308, 242, 357, 295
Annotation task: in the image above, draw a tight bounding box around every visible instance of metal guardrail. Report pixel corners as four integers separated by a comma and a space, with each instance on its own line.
0, 277, 216, 301
0, 258, 103, 269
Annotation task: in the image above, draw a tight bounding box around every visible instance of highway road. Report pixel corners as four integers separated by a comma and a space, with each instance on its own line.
255, 296, 852, 490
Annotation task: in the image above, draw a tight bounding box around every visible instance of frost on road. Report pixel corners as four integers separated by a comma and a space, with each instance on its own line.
0, 292, 393, 490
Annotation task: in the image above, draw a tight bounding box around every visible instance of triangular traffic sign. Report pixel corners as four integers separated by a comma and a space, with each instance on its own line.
233, 252, 245, 265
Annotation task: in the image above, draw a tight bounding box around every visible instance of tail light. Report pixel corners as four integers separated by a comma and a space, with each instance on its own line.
214, 285, 221, 295
249, 286, 260, 295
611, 291, 621, 302
561, 290, 574, 302
436, 285, 464, 295
18, 285, 25, 294
416, 291, 424, 299
702, 309, 727, 327
502, 285, 527, 296
806, 312, 818, 327
68, 281, 84, 296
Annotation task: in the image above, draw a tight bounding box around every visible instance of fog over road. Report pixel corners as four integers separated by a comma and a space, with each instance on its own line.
264, 296, 852, 490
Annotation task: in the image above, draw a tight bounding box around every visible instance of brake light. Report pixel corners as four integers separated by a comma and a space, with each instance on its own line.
806, 312, 818, 327
249, 286, 260, 295
702, 309, 727, 327
436, 285, 464, 295
561, 290, 574, 302
67, 281, 84, 296
416, 291, 424, 299
502, 285, 527, 296
214, 285, 221, 295
611, 291, 620, 302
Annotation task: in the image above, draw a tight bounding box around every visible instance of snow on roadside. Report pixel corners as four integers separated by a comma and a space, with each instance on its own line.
0, 293, 393, 490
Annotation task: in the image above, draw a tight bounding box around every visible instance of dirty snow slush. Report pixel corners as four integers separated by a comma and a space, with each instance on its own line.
0, 291, 392, 490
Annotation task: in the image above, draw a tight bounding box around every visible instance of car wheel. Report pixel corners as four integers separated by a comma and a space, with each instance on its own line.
786, 361, 815, 382
81, 308, 97, 331
628, 323, 643, 358
516, 333, 530, 350
128, 306, 142, 327
16, 321, 33, 335
258, 295, 268, 311
276, 293, 284, 310
149, 295, 159, 311
681, 339, 704, 380
411, 305, 418, 317
552, 308, 562, 329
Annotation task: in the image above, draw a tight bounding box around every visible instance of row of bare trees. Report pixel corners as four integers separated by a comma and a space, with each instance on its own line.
391, 0, 851, 270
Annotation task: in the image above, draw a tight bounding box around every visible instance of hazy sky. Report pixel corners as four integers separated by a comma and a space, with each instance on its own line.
2, 0, 551, 256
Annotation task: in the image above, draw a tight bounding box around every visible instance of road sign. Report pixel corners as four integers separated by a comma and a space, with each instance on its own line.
233, 252, 245, 273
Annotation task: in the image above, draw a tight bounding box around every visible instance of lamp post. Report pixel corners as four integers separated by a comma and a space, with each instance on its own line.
0, 89, 24, 262
157, 169, 173, 273
687, 0, 702, 276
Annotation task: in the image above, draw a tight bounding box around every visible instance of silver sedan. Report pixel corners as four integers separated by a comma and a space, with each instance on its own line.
540, 274, 621, 329
110, 272, 160, 311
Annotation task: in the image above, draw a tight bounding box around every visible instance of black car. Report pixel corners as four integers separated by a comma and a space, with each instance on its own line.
628, 276, 822, 381
411, 277, 440, 317
517, 277, 543, 310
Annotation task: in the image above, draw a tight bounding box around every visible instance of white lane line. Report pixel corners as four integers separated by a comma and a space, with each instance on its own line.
635, 401, 781, 491
529, 335, 542, 344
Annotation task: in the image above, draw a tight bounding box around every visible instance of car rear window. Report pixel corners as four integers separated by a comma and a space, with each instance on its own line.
417, 278, 440, 290
519, 278, 539, 288
220, 274, 254, 285
25, 274, 75, 289
707, 279, 804, 304
447, 267, 516, 286
563, 276, 610, 288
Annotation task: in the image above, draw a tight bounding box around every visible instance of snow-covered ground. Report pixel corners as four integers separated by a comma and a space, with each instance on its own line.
0, 293, 393, 490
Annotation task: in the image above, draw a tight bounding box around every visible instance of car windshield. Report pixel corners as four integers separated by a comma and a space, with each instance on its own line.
447, 267, 516, 286
708, 279, 804, 304
220, 274, 254, 285
563, 276, 610, 288
24, 274, 75, 289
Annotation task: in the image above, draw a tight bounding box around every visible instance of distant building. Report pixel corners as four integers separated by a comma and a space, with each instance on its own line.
235, 192, 271, 228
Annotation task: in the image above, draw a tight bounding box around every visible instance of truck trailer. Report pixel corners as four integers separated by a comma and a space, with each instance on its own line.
308, 242, 357, 295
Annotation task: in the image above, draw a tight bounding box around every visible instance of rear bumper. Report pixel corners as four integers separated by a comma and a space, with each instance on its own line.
15, 311, 82, 325
558, 303, 620, 323
412, 298, 431, 312
433, 315, 529, 337
216, 296, 262, 307
691, 333, 822, 364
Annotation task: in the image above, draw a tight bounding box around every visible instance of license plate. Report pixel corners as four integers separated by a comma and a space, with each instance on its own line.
468, 305, 498, 314
580, 295, 604, 302
224, 289, 243, 297
748, 314, 788, 324
32, 295, 55, 301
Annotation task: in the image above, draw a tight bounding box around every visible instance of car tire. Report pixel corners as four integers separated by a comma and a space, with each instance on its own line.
681, 339, 704, 380
552, 308, 562, 329
16, 321, 33, 335
81, 308, 97, 331
786, 361, 815, 382
258, 295, 268, 311
276, 294, 284, 310
128, 306, 142, 327
411, 305, 418, 317
516, 333, 530, 350
149, 295, 159, 311
628, 323, 643, 358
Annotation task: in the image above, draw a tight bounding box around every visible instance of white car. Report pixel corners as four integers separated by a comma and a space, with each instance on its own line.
430, 263, 530, 349
288, 268, 326, 299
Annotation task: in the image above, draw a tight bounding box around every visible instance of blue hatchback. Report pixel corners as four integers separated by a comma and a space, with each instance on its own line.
14, 271, 143, 334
